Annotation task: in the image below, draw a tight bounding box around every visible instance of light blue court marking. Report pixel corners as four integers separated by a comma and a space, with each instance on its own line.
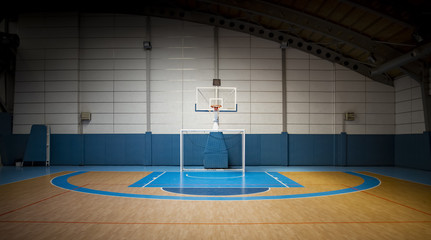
51, 171, 380, 201
162, 187, 270, 196
128, 172, 303, 188
265, 172, 304, 188
129, 172, 301, 196
128, 172, 166, 187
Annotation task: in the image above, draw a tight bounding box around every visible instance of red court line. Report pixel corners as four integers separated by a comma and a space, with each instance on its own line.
343, 184, 431, 217
0, 184, 89, 217
1, 220, 431, 225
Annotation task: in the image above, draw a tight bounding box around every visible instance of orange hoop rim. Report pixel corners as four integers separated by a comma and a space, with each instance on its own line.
210, 104, 222, 111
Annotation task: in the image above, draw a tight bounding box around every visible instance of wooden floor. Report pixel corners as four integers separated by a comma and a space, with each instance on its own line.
1, 171, 430, 239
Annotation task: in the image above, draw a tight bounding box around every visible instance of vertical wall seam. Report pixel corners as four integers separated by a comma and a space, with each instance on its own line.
333, 63, 336, 134
113, 14, 116, 133
43, 13, 47, 126
77, 12, 82, 135
214, 26, 219, 79
77, 12, 84, 165
364, 75, 367, 134
146, 16, 151, 133
333, 63, 336, 166
308, 53, 310, 134
43, 48, 46, 126
281, 48, 287, 133
181, 21, 185, 130
249, 34, 252, 132
145, 16, 152, 165
409, 79, 413, 133
421, 65, 431, 132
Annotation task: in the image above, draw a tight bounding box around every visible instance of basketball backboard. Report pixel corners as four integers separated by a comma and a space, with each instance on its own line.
195, 87, 237, 112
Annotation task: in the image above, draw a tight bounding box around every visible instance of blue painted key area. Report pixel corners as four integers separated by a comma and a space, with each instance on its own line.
129, 172, 303, 189
162, 187, 269, 196
129, 172, 303, 195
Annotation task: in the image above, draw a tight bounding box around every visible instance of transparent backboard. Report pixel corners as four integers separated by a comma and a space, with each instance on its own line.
195, 87, 237, 112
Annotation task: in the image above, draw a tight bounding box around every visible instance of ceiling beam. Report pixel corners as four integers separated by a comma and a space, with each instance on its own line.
372, 42, 431, 78
5, 4, 395, 86
195, 0, 426, 81
198, 0, 403, 62
131, 6, 393, 86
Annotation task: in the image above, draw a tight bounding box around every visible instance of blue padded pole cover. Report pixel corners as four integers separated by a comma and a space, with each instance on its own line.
203, 132, 228, 168
23, 125, 47, 163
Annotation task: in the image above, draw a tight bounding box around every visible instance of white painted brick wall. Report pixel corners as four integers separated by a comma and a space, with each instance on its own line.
394, 76, 425, 134
13, 13, 401, 134
286, 53, 395, 134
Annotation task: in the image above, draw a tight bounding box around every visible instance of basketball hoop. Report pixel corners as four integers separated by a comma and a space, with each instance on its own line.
211, 104, 222, 111
195, 87, 237, 112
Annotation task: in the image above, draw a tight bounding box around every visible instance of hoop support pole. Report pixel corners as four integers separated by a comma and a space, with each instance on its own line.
180, 129, 246, 173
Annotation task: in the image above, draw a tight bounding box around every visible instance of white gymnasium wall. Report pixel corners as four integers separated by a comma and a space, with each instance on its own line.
394, 76, 425, 134
286, 49, 395, 134
150, 18, 214, 133
79, 13, 148, 134
14, 13, 149, 134
13, 13, 398, 134
218, 29, 283, 133
14, 12, 80, 134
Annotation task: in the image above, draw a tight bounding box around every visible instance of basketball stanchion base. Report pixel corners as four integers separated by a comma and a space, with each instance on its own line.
180, 129, 246, 173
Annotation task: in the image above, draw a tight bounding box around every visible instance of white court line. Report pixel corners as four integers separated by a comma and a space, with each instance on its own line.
142, 172, 166, 188
185, 174, 243, 179
265, 172, 289, 188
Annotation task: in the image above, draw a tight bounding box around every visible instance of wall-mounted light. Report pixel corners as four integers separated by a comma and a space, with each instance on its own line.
143, 41, 152, 50
81, 112, 91, 122
344, 112, 355, 121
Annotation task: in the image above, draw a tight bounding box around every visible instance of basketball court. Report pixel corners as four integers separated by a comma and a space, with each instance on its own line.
1, 82, 431, 239
1, 58, 430, 240
1, 167, 430, 239
1, 4, 431, 240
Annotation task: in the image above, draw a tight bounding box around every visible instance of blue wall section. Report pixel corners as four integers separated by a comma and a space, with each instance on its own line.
287, 134, 394, 166
85, 134, 146, 165
84, 135, 109, 165
152, 134, 179, 166
0, 113, 16, 165
0, 134, 29, 165
0, 113, 12, 135
51, 134, 83, 165
245, 134, 287, 165
12, 135, 29, 164
337, 133, 347, 166
395, 132, 431, 170
0, 113, 11, 165
346, 135, 394, 166
49, 133, 288, 166
52, 134, 146, 165
5, 127, 431, 170
289, 134, 336, 165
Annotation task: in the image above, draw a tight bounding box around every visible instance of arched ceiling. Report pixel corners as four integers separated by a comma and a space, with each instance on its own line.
2, 0, 431, 86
